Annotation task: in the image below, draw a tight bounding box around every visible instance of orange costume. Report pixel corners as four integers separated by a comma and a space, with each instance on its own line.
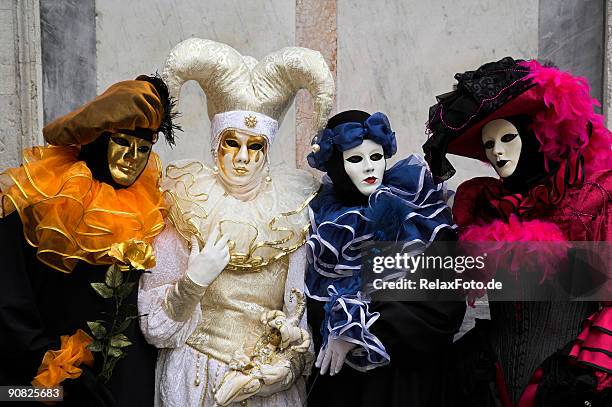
0, 75, 176, 406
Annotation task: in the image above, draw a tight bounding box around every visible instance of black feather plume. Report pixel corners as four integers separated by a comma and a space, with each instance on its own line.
136, 73, 182, 147
540, 59, 558, 69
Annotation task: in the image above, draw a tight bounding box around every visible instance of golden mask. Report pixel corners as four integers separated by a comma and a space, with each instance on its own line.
107, 133, 152, 186
217, 129, 268, 186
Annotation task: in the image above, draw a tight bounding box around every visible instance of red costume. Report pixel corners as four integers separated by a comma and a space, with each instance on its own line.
424, 57, 611, 406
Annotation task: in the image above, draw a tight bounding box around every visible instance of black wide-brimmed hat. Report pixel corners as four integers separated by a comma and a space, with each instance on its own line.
423, 57, 611, 182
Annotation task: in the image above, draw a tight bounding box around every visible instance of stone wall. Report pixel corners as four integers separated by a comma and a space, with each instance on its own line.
40, 0, 96, 124
96, 0, 297, 167
335, 0, 540, 190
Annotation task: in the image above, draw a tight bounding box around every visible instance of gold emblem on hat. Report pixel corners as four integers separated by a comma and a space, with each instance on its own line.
244, 115, 258, 128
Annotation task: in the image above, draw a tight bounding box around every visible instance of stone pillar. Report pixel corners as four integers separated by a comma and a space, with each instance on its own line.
539, 0, 605, 106
0, 0, 44, 171
295, 0, 337, 171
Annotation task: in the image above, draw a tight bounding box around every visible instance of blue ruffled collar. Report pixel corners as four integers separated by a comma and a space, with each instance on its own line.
307, 155, 455, 281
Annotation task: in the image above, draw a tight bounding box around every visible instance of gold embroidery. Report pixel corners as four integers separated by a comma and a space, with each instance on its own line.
163, 162, 315, 271
244, 115, 258, 128
186, 258, 288, 363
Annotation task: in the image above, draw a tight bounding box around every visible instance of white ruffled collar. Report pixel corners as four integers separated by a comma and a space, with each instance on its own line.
162, 160, 319, 270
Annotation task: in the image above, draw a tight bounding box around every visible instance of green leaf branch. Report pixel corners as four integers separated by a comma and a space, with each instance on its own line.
86, 264, 140, 383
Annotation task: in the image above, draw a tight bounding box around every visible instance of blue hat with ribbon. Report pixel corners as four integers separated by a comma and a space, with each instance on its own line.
307, 110, 397, 171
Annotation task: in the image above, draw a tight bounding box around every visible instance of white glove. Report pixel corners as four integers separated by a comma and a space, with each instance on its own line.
215, 359, 293, 405
214, 371, 260, 406
186, 228, 230, 287
315, 336, 356, 376
256, 359, 294, 397
260, 310, 310, 352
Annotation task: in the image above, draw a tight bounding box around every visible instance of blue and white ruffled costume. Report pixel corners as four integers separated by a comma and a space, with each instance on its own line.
306, 154, 456, 371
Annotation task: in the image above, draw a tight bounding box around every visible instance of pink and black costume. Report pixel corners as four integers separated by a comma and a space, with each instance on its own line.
424, 57, 612, 406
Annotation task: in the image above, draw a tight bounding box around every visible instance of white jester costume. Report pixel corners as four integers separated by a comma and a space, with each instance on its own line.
138, 38, 334, 406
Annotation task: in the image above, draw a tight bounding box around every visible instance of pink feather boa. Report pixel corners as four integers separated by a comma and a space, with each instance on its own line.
459, 215, 569, 302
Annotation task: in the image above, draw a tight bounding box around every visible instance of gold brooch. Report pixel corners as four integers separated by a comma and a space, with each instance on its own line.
244, 115, 258, 128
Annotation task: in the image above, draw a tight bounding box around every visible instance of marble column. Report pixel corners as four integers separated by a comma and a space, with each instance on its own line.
295, 0, 338, 171
0, 0, 43, 171
539, 0, 604, 108
40, 0, 96, 124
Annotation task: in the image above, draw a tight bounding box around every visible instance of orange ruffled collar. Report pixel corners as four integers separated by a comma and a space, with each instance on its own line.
0, 145, 166, 273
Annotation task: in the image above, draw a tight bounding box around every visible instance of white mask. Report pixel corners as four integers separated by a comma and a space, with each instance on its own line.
481, 119, 522, 178
342, 139, 386, 196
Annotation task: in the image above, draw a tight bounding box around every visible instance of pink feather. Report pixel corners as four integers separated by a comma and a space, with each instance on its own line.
519, 60, 612, 174
459, 215, 569, 303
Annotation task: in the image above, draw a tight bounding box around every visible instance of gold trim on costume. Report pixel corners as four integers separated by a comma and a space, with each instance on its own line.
0, 146, 167, 273
163, 162, 315, 271
163, 189, 206, 249
186, 257, 289, 363
222, 192, 314, 271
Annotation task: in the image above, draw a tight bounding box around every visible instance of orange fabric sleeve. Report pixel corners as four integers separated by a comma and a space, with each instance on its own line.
31, 329, 95, 388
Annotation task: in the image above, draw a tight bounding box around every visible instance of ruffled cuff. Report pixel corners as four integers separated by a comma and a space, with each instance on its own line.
569, 306, 612, 375
31, 329, 94, 388
162, 273, 207, 322
323, 286, 390, 371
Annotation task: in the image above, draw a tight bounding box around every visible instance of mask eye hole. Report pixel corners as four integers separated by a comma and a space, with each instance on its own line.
138, 145, 151, 153
501, 133, 518, 143
346, 155, 363, 163
225, 139, 240, 148
483, 140, 495, 149
370, 153, 383, 161
248, 143, 263, 151
111, 136, 130, 147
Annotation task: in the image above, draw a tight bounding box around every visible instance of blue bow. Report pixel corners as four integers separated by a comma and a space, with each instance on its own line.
307, 112, 397, 171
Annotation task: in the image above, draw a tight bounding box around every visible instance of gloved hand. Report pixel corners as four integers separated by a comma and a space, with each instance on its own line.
186, 227, 230, 287
315, 336, 356, 376
215, 355, 296, 405
214, 370, 261, 406
256, 358, 294, 397
260, 310, 310, 352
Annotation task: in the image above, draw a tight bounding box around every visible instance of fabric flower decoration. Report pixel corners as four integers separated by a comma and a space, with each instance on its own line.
108, 239, 156, 271
307, 128, 335, 171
